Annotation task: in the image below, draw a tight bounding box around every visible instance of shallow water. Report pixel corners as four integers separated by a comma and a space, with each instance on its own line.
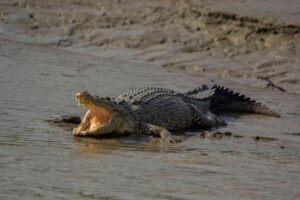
1, 38, 300, 200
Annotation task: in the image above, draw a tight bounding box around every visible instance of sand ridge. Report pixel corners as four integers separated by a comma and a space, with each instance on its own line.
0, 0, 299, 94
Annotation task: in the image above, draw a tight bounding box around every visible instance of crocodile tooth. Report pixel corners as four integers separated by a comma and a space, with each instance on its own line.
76, 97, 81, 106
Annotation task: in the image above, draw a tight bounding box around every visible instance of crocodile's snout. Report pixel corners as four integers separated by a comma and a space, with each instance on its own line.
75, 92, 82, 98
75, 91, 93, 106
75, 91, 90, 98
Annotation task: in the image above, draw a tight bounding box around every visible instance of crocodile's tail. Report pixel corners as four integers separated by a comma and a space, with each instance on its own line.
210, 85, 280, 117
185, 85, 209, 96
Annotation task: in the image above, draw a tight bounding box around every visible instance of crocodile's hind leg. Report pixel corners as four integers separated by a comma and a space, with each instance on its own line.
192, 110, 226, 128
137, 123, 181, 143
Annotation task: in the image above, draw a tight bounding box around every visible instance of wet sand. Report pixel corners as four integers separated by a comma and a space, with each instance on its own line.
0, 1, 300, 199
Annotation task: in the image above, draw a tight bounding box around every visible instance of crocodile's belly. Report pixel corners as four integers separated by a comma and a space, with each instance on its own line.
131, 97, 193, 130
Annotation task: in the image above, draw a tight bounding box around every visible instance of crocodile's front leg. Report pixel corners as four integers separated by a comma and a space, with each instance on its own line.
73, 116, 123, 136
137, 123, 181, 143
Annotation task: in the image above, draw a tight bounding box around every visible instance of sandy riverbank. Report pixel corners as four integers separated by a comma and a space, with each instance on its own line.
1, 0, 300, 93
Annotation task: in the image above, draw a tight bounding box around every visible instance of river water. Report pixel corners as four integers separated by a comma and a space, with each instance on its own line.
1, 37, 300, 200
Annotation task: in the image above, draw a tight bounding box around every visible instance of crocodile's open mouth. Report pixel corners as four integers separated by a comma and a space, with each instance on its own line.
75, 92, 112, 132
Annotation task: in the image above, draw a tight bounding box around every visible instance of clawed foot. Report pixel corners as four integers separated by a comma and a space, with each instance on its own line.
165, 136, 183, 143
160, 131, 182, 143
218, 118, 227, 126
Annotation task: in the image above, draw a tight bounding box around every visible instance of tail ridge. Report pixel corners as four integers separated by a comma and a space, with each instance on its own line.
210, 85, 280, 117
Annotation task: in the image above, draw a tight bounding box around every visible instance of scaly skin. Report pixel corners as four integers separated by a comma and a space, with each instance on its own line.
73, 85, 279, 143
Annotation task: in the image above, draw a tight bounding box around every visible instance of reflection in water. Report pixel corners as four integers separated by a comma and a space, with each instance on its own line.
71, 135, 185, 154
72, 137, 124, 154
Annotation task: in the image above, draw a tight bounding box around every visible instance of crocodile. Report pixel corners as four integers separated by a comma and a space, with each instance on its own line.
72, 85, 279, 143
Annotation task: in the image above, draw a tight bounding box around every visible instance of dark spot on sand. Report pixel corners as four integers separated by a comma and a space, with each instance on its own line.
223, 131, 233, 136
233, 134, 244, 138
284, 132, 300, 136
252, 136, 278, 141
